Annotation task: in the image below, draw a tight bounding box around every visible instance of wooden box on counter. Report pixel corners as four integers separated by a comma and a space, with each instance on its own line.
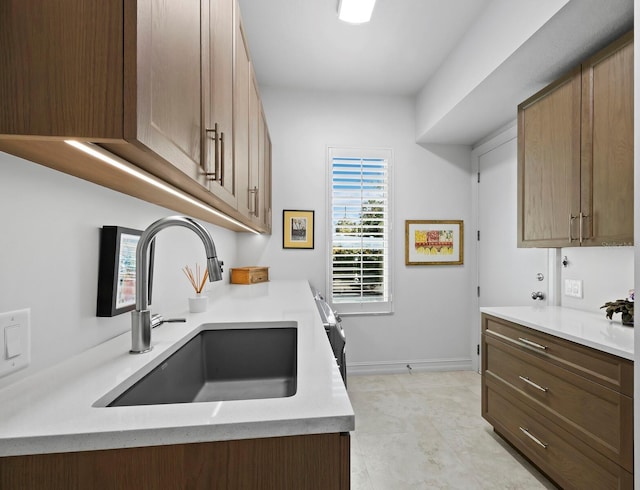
230, 267, 269, 285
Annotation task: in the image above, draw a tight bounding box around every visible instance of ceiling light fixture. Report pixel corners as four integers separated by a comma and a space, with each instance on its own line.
337, 0, 376, 24
65, 140, 260, 234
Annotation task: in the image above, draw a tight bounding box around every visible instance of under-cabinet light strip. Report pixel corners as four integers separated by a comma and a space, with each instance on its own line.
65, 140, 260, 234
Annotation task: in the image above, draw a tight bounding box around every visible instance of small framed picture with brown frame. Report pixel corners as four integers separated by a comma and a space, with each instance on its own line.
405, 220, 464, 265
283, 210, 314, 249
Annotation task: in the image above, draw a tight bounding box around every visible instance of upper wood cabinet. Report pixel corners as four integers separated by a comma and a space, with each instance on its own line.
581, 34, 634, 246
233, 13, 271, 233
234, 15, 252, 220
517, 32, 633, 247
128, 0, 206, 186
0, 0, 268, 232
203, 0, 237, 208
261, 110, 273, 234
249, 73, 263, 227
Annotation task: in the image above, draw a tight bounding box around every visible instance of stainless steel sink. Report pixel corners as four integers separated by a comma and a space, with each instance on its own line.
102, 322, 297, 407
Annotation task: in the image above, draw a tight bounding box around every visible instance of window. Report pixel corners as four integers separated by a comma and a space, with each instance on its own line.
327, 147, 392, 315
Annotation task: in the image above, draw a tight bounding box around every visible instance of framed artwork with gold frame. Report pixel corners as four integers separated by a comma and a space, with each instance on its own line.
283, 210, 314, 249
405, 220, 463, 265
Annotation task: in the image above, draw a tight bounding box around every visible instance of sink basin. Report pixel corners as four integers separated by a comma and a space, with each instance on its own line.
102, 322, 297, 407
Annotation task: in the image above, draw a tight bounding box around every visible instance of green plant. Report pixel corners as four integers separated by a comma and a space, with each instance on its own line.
600, 299, 634, 325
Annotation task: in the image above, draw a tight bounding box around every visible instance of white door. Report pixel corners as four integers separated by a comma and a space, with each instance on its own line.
478, 136, 548, 307
472, 131, 548, 370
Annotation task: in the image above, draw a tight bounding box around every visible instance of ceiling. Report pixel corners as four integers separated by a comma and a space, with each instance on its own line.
238, 0, 633, 145
237, 0, 492, 96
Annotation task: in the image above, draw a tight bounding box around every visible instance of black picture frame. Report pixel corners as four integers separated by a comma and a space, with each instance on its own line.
97, 226, 154, 317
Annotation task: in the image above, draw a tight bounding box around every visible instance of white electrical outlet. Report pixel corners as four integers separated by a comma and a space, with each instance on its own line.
0, 309, 30, 378
563, 279, 583, 299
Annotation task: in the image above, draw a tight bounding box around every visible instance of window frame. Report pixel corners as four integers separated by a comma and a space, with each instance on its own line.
326, 147, 393, 315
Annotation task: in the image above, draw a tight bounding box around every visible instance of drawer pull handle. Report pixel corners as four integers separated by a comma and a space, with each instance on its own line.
518, 375, 548, 392
519, 427, 548, 449
517, 337, 547, 351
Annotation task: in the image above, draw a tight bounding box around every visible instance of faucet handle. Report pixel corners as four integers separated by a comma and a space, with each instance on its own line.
531, 291, 545, 301
150, 314, 186, 329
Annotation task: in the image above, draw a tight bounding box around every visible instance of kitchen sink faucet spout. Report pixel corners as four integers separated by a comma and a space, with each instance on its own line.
130, 216, 223, 354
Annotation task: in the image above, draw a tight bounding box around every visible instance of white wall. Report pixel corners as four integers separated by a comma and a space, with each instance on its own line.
239, 87, 475, 373
560, 247, 634, 312
415, 0, 569, 141
0, 152, 238, 389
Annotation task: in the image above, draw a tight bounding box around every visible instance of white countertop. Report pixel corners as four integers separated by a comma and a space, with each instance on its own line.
480, 305, 634, 361
0, 280, 354, 457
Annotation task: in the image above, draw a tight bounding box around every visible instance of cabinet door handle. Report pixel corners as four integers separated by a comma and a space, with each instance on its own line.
254, 186, 259, 218
204, 124, 219, 182
518, 375, 548, 392
219, 131, 225, 186
579, 212, 590, 243
517, 337, 547, 351
519, 427, 548, 449
569, 215, 578, 242
249, 186, 258, 215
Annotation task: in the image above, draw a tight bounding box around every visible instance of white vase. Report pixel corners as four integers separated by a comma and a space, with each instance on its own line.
188, 294, 208, 313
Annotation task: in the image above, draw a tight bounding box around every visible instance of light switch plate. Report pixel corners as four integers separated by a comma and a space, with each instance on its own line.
0, 309, 30, 378
564, 279, 583, 299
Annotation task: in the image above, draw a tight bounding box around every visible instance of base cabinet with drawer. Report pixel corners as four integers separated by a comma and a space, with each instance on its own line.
481, 314, 633, 489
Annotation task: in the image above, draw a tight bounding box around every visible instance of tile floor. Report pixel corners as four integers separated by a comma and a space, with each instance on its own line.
347, 371, 557, 489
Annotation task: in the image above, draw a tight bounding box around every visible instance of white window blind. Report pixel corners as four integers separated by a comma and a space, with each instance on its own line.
328, 147, 392, 315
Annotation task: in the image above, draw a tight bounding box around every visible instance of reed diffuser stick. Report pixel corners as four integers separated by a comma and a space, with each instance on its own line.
182, 264, 208, 294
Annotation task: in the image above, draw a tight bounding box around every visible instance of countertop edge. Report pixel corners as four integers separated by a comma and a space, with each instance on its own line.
0, 414, 356, 457
480, 306, 634, 361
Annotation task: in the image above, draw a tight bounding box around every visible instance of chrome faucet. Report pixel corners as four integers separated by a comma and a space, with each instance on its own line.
130, 216, 224, 353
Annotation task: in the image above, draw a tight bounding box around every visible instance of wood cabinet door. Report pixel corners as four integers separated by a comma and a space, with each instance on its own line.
581, 33, 634, 246
234, 15, 251, 218
262, 112, 273, 232
249, 72, 262, 225
203, 0, 237, 207
133, 0, 206, 187
0, 0, 124, 139
517, 68, 582, 247
483, 376, 633, 490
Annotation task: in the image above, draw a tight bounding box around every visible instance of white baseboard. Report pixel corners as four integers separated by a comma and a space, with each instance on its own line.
346, 358, 473, 376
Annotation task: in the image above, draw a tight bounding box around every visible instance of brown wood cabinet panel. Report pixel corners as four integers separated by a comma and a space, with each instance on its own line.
340, 432, 351, 489
134, 0, 205, 184
203, 0, 237, 207
483, 315, 633, 396
234, 14, 252, 219
0, 444, 213, 490
517, 68, 581, 247
249, 73, 262, 223
0, 0, 123, 138
581, 33, 634, 246
227, 433, 347, 489
486, 335, 633, 470
0, 433, 349, 490
483, 377, 633, 490
262, 111, 273, 233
